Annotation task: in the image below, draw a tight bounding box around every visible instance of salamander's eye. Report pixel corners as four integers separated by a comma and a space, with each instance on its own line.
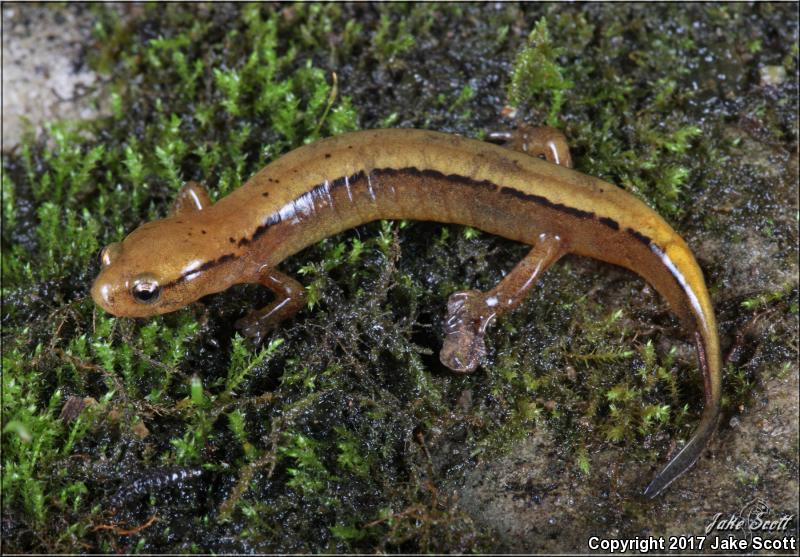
99, 243, 121, 267
131, 274, 161, 304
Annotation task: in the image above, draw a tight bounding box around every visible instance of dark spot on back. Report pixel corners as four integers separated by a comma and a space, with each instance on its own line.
201, 230, 207, 234
598, 216, 620, 231
229, 237, 235, 243
324, 153, 331, 159
262, 192, 269, 197
626, 228, 652, 246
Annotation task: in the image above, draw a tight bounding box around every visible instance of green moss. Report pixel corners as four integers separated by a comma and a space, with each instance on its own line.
2, 349, 63, 526
373, 13, 417, 67
741, 281, 795, 311
508, 18, 572, 126
277, 432, 332, 496
223, 336, 284, 396
334, 425, 370, 478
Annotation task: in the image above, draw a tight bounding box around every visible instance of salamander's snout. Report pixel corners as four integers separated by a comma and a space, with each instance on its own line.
92, 242, 122, 315
91, 231, 197, 318
91, 264, 166, 318
91, 266, 131, 317
91, 275, 112, 312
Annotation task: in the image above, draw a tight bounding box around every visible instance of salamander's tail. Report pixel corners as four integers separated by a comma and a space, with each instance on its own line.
643, 331, 722, 498
643, 407, 720, 498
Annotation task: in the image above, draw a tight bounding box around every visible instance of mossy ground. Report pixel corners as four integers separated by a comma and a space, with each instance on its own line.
2, 3, 797, 553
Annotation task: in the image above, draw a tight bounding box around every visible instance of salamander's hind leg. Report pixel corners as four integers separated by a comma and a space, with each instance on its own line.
440, 233, 566, 373
235, 267, 306, 344
488, 125, 573, 168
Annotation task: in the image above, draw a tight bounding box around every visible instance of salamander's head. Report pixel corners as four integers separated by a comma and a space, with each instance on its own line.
91, 218, 235, 317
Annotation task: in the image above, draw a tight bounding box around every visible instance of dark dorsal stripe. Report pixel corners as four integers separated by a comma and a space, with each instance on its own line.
166, 166, 646, 289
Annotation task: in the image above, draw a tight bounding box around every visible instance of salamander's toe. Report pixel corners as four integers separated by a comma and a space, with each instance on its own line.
235, 312, 269, 344
439, 290, 491, 373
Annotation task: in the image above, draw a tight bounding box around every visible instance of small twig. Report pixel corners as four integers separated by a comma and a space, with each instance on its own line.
218, 453, 276, 519
312, 71, 338, 136
93, 515, 157, 535
211, 391, 276, 420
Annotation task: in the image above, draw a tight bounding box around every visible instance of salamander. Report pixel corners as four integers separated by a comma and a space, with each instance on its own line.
91, 126, 722, 498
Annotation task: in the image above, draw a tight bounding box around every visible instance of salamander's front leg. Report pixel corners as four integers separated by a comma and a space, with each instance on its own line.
440, 233, 565, 373
234, 267, 306, 344
172, 181, 213, 215
489, 125, 573, 168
